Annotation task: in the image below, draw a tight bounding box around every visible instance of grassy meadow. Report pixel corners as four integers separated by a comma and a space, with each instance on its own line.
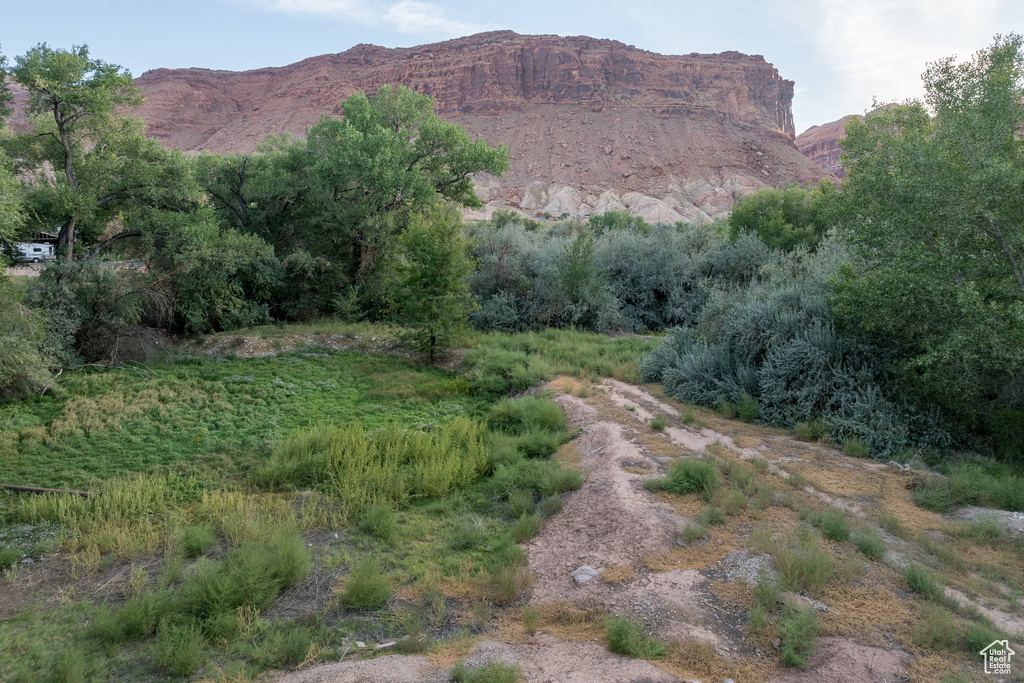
0, 328, 654, 682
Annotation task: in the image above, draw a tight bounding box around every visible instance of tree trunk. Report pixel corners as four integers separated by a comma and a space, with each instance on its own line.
57, 217, 76, 263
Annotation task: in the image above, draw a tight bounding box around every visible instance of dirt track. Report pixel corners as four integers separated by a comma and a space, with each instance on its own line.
280, 377, 1023, 683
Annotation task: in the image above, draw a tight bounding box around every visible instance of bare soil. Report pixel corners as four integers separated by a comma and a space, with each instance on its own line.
280, 376, 1024, 683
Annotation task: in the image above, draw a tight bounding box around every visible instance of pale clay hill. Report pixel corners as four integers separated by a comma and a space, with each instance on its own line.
127, 31, 827, 223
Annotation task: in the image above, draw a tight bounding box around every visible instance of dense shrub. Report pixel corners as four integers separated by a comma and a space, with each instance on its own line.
0, 273, 55, 398
642, 240, 950, 457
465, 218, 764, 334
27, 259, 172, 365
147, 213, 280, 333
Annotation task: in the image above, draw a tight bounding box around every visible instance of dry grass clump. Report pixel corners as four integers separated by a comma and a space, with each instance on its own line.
600, 564, 635, 584
659, 640, 769, 683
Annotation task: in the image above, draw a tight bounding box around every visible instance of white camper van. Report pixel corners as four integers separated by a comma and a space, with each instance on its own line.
15, 242, 55, 263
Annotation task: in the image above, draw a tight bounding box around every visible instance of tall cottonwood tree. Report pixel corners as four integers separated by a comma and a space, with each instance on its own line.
8, 44, 162, 260
833, 35, 1024, 441
199, 85, 509, 319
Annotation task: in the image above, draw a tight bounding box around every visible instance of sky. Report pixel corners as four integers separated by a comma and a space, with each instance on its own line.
2, 0, 1022, 134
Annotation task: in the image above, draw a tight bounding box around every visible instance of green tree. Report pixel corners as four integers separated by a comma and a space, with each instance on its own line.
0, 44, 12, 122
395, 204, 474, 361
9, 44, 151, 260
832, 35, 1024, 448
198, 85, 508, 319
728, 183, 832, 251
0, 144, 22, 246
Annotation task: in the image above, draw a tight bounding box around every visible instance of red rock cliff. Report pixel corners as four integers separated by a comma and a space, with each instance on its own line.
134, 31, 825, 219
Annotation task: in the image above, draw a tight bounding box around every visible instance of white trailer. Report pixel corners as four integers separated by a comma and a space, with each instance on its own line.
14, 242, 55, 263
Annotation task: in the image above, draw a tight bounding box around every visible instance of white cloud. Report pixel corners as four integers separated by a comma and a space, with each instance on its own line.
785, 0, 1018, 114
238, 0, 487, 37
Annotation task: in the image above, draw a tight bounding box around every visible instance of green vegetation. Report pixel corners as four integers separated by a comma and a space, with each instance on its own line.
0, 351, 489, 490
793, 419, 827, 442
812, 508, 850, 542
451, 660, 523, 683
911, 463, 1024, 513
852, 530, 886, 560
777, 605, 818, 667
339, 557, 392, 610
772, 537, 834, 597
604, 614, 666, 659
728, 184, 831, 252
903, 564, 944, 601
2, 33, 1024, 683
914, 603, 958, 650
258, 417, 489, 519
642, 36, 1024, 464
644, 459, 720, 502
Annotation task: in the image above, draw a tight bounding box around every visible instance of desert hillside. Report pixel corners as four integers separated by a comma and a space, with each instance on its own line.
133, 31, 826, 221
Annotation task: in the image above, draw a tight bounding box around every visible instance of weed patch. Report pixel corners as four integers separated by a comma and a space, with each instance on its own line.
852, 530, 886, 560
339, 557, 392, 610
777, 605, 817, 667
451, 660, 522, 683
903, 564, 943, 601
812, 508, 850, 542
604, 614, 666, 659
645, 459, 720, 502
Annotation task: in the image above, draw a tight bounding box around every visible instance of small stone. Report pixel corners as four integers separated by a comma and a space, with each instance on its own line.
355, 641, 366, 649
771, 637, 781, 649
375, 641, 396, 650
724, 679, 735, 683
572, 565, 600, 583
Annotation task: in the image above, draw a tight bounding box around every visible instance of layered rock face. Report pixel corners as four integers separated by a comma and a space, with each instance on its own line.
134, 31, 826, 219
795, 115, 861, 179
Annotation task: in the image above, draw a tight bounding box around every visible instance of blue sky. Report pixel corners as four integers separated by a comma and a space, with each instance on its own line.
2, 0, 1021, 134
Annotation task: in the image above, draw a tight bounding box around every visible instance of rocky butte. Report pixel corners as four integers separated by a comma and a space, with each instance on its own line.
794, 115, 862, 179
135, 31, 826, 222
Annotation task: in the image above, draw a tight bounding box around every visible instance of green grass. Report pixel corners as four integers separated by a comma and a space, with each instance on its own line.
912, 462, 1024, 513
841, 437, 869, 459
914, 603, 957, 650
777, 605, 818, 667
340, 557, 392, 610
852, 530, 886, 560
695, 506, 725, 526
604, 614, 666, 659
462, 329, 657, 397
178, 525, 217, 558
772, 538, 834, 597
903, 564, 943, 601
257, 417, 490, 520
358, 504, 399, 543
650, 414, 668, 431
793, 419, 827, 442
735, 393, 760, 423
0, 327, 631, 680
451, 660, 523, 683
812, 508, 850, 542
0, 350, 489, 490
644, 459, 720, 502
